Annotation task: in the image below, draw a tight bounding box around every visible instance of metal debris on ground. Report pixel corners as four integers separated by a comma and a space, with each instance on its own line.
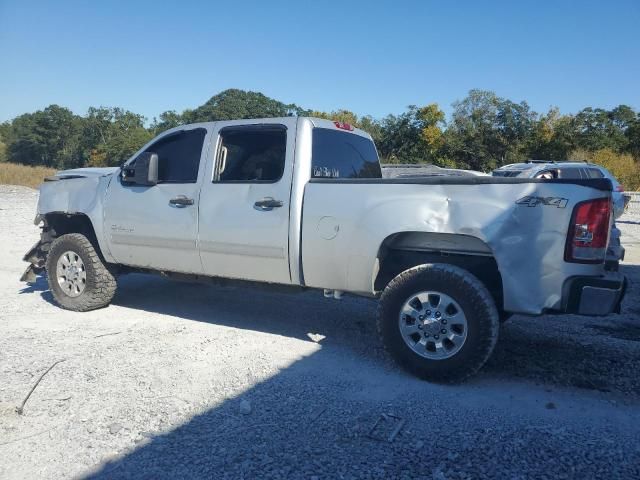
94, 331, 122, 338
368, 413, 406, 442
310, 407, 326, 424
15, 359, 67, 415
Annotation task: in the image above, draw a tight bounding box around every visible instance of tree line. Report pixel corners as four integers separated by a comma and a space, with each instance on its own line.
1, 88, 639, 188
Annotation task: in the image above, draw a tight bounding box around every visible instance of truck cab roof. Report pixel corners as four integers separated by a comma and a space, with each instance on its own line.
155, 117, 373, 141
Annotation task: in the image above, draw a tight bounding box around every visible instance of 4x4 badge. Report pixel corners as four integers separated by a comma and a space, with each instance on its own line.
516, 196, 568, 208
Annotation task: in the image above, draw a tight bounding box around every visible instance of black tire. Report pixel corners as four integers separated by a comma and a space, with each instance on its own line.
45, 233, 117, 311
377, 263, 499, 382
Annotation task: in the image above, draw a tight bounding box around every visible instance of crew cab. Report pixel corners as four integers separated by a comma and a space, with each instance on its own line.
21, 117, 627, 381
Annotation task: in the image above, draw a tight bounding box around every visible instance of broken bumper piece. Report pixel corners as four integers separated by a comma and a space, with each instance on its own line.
20, 241, 47, 284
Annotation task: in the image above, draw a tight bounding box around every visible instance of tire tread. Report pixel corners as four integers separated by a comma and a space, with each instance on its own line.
46, 233, 117, 311
377, 263, 499, 382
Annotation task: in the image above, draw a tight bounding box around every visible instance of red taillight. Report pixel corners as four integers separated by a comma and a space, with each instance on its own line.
565, 198, 611, 263
333, 121, 354, 131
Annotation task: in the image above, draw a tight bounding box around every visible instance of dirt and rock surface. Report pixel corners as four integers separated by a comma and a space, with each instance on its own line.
1, 184, 639, 479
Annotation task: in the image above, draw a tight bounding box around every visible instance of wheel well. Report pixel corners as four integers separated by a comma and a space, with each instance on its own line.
43, 213, 101, 256
375, 234, 504, 312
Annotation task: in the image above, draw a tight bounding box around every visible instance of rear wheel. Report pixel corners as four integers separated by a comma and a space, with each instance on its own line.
377, 263, 499, 382
46, 233, 117, 311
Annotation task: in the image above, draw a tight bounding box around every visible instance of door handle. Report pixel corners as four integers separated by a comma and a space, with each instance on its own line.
169, 195, 194, 208
254, 198, 283, 211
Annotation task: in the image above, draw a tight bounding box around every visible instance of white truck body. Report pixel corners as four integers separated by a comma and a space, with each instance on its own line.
24, 117, 627, 380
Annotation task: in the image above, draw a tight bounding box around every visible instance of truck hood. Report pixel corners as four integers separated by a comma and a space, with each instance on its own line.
47, 167, 119, 181
38, 166, 117, 222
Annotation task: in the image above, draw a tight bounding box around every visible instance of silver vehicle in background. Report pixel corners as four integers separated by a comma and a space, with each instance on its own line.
492, 160, 627, 218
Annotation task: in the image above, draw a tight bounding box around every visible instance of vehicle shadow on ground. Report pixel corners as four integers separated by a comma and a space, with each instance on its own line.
110, 262, 639, 395
24, 261, 639, 398
18, 275, 49, 295
80, 265, 640, 479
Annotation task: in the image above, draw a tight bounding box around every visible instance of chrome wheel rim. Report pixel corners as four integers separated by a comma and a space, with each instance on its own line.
398, 291, 468, 360
56, 250, 87, 297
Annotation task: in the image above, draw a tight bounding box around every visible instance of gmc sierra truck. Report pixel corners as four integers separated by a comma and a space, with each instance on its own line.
21, 117, 627, 381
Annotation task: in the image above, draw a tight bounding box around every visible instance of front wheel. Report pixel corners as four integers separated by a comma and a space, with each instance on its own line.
377, 264, 499, 382
45, 233, 117, 311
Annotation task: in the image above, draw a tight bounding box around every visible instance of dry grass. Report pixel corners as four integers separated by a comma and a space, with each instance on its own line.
0, 162, 57, 189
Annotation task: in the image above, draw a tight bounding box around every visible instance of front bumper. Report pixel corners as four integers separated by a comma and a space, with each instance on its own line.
563, 272, 627, 316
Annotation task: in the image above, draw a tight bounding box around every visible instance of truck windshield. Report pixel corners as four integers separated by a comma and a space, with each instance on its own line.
311, 128, 381, 179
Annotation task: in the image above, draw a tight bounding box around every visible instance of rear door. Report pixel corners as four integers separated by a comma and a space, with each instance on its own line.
198, 118, 296, 284
103, 127, 210, 273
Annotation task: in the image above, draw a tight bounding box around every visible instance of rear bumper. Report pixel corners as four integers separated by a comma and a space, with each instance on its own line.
563, 272, 627, 316
606, 224, 625, 267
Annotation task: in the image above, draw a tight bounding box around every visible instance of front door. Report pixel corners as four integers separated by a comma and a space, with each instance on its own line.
198, 119, 296, 284
103, 127, 209, 273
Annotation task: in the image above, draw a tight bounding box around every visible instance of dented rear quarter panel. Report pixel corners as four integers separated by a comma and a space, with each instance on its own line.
301, 181, 608, 314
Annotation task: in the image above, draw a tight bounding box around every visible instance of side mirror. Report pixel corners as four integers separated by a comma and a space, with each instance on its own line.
123, 152, 158, 186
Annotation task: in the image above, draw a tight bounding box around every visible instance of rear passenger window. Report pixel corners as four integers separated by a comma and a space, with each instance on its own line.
587, 168, 604, 178
146, 128, 206, 183
556, 168, 583, 179
215, 126, 286, 183
312, 128, 381, 179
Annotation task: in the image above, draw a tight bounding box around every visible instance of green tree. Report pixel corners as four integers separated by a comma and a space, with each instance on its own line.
626, 113, 640, 158
358, 115, 383, 145
572, 107, 628, 152
376, 107, 423, 164
374, 104, 447, 165
81, 107, 152, 167
7, 105, 82, 168
0, 139, 7, 163
527, 108, 575, 160
0, 122, 9, 162
150, 110, 184, 133
309, 109, 360, 125
185, 89, 305, 123
417, 103, 446, 158
444, 90, 536, 170
2, 88, 638, 177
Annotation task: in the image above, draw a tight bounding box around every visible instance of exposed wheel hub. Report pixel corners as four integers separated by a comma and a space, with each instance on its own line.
398, 291, 468, 360
422, 317, 442, 336
56, 251, 87, 298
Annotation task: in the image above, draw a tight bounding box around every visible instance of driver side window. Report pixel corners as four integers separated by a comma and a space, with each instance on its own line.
145, 128, 207, 183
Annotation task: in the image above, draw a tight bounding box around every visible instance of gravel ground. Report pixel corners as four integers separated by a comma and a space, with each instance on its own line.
1, 184, 639, 479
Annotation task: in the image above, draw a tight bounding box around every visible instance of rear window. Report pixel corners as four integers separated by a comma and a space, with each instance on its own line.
311, 128, 381, 179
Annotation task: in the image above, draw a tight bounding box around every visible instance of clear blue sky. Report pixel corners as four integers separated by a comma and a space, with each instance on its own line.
1, 0, 638, 123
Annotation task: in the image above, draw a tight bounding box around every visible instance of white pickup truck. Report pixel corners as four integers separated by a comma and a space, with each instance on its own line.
21, 117, 627, 381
